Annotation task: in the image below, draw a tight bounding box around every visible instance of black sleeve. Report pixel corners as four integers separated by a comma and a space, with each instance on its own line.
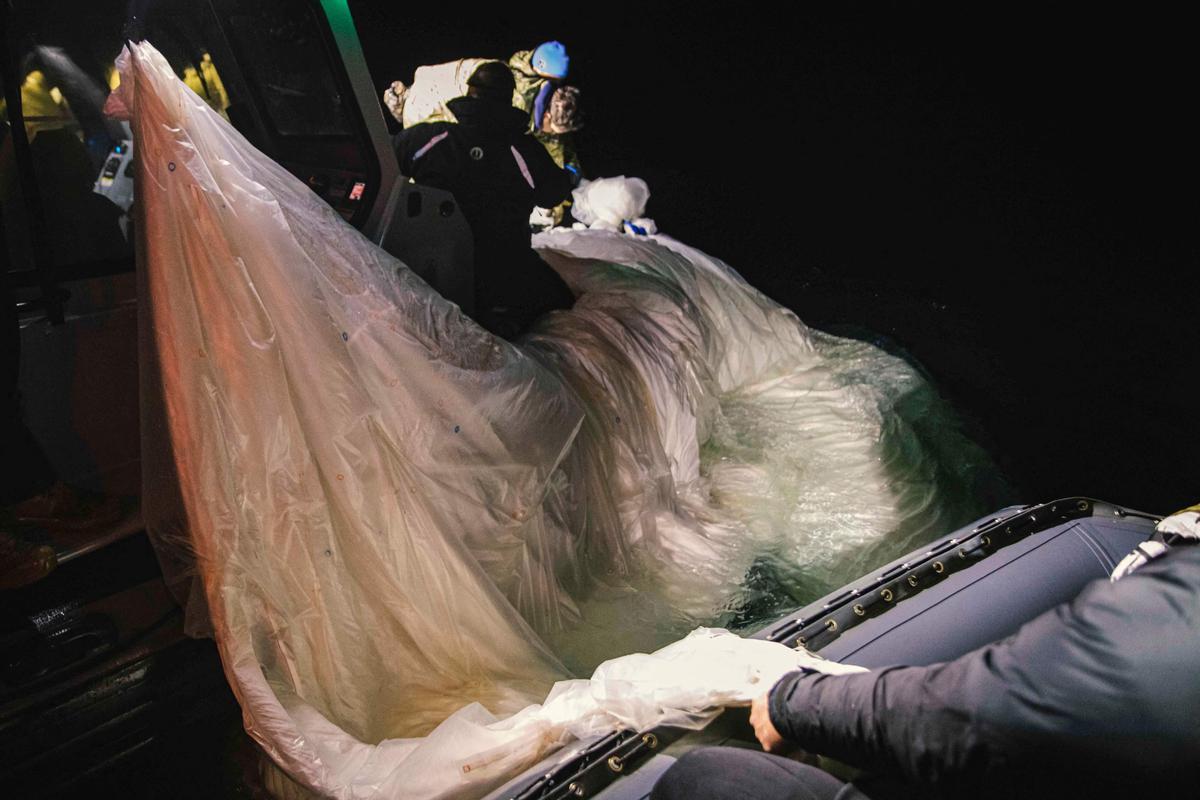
767, 550, 1200, 796
392, 123, 446, 177
769, 663, 998, 792
515, 138, 572, 208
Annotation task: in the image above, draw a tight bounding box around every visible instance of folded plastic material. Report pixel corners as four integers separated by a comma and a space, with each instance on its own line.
112, 41, 997, 800
399, 58, 493, 127
258, 628, 846, 800
570, 176, 652, 231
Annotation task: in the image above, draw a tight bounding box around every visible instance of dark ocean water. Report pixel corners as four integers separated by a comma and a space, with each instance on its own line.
350, 2, 1197, 515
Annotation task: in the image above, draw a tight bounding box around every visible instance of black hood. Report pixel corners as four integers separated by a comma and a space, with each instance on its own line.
447, 96, 529, 135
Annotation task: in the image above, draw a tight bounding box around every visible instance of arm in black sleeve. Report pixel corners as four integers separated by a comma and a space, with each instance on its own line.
392, 128, 418, 175
768, 549, 1200, 794
515, 138, 572, 208
392, 123, 447, 177
769, 663, 994, 790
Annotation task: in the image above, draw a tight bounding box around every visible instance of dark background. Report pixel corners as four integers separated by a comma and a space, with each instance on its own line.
350, 2, 1198, 514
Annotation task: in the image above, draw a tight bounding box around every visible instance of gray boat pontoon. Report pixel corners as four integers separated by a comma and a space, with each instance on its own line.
486, 498, 1158, 800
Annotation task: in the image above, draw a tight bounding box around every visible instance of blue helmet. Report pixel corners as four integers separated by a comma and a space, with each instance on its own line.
531, 41, 569, 80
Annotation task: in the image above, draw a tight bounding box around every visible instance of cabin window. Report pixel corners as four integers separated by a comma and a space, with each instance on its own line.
226, 12, 354, 139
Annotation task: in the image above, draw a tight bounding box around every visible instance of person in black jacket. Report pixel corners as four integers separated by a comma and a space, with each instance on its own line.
393, 61, 574, 339
652, 530, 1200, 800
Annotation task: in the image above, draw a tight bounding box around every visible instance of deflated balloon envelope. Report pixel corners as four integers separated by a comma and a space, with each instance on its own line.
114, 41, 1001, 800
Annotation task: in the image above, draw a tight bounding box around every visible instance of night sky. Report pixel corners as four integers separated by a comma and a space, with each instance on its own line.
351, 2, 1198, 514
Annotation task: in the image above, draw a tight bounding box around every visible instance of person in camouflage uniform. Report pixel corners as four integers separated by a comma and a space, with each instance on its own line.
506, 45, 581, 168
507, 43, 582, 226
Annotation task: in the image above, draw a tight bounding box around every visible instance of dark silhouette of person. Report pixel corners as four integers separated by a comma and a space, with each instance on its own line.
393, 61, 574, 339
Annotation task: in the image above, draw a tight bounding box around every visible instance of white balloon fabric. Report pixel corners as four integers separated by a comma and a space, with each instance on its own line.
570, 175, 652, 231
112, 41, 996, 800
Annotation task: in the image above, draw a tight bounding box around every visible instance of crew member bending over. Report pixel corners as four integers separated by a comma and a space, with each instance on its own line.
393, 62, 573, 339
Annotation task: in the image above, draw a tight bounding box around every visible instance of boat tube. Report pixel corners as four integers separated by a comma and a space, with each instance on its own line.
485, 497, 1160, 800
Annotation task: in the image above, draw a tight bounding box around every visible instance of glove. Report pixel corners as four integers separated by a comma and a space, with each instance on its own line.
529, 206, 556, 231
383, 80, 407, 123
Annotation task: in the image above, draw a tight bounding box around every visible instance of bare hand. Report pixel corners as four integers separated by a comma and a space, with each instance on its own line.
750, 691, 784, 752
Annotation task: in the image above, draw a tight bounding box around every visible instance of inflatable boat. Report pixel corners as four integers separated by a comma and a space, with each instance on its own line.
484, 497, 1160, 799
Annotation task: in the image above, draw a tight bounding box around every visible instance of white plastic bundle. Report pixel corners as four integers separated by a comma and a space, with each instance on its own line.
570, 175, 654, 232
113, 41, 997, 799
398, 57, 492, 127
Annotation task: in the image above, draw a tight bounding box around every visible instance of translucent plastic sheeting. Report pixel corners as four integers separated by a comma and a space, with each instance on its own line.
114, 41, 999, 800
529, 232, 999, 668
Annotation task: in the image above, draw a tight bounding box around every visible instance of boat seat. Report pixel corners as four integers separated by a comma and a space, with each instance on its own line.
374, 180, 475, 315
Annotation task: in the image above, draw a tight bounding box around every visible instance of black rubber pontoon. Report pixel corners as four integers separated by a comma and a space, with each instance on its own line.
485, 497, 1160, 800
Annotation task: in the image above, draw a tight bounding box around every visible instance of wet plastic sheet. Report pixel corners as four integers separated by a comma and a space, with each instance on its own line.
114, 41, 997, 800
528, 231, 995, 667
